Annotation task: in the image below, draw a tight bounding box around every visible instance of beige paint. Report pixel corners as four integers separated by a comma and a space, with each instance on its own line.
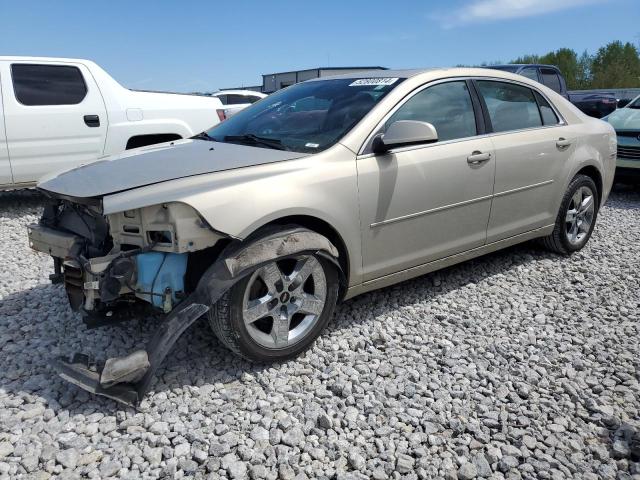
92, 68, 616, 299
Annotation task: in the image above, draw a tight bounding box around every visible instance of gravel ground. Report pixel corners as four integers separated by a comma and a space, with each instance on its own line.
0, 187, 639, 480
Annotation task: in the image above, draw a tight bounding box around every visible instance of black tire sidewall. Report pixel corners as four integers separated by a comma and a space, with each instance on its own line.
557, 175, 599, 253
225, 254, 339, 362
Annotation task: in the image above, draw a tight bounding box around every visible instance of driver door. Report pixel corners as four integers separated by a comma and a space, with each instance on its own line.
357, 80, 496, 281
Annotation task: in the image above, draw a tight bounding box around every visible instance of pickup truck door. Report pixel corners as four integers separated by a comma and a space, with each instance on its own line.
0, 61, 108, 185
0, 69, 13, 186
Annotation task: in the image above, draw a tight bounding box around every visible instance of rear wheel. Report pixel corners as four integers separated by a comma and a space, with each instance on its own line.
541, 174, 598, 254
209, 252, 339, 362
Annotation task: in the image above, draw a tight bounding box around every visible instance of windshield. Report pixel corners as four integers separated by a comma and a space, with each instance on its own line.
205, 77, 404, 153
628, 95, 640, 108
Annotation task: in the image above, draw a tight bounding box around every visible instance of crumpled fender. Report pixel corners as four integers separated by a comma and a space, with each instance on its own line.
54, 227, 341, 406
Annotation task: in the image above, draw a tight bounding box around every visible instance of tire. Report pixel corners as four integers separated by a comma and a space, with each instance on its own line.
541, 174, 599, 255
209, 249, 339, 362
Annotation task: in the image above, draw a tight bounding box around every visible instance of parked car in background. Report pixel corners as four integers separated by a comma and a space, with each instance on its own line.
0, 56, 224, 190
28, 68, 615, 405
210, 89, 267, 121
486, 64, 617, 118
604, 94, 640, 182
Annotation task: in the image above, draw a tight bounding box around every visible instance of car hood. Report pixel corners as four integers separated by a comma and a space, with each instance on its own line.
605, 108, 640, 131
38, 139, 307, 199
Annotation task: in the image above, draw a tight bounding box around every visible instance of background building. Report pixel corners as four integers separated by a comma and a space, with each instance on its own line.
222, 66, 387, 94
261, 66, 387, 93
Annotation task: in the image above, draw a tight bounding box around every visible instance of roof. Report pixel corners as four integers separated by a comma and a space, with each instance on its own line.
212, 89, 266, 96
489, 64, 559, 70
0, 55, 92, 64
262, 66, 387, 77
307, 68, 448, 81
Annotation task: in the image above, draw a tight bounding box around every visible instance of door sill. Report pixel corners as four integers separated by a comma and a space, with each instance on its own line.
344, 225, 554, 300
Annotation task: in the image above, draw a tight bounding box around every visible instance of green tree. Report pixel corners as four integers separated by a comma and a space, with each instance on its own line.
591, 41, 640, 88
576, 50, 593, 90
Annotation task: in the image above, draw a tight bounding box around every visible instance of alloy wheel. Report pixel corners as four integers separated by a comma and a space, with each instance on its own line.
565, 186, 595, 245
241, 255, 327, 349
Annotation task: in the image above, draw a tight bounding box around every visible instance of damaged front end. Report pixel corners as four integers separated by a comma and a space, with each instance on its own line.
28, 196, 341, 406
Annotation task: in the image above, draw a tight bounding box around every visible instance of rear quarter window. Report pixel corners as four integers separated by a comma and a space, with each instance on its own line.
11, 64, 87, 106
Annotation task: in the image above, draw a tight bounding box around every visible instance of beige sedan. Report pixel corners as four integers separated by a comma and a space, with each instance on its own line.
29, 68, 616, 405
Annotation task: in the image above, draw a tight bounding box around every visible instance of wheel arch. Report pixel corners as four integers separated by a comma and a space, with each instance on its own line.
575, 165, 603, 206
250, 215, 351, 299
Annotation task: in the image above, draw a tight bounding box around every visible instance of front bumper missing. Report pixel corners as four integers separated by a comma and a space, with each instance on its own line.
52, 228, 341, 406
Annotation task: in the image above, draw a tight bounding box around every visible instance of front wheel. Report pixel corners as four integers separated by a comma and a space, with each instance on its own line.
209, 252, 339, 362
541, 174, 599, 255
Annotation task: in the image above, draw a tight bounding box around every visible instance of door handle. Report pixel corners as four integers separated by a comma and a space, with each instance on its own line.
84, 115, 100, 128
467, 151, 491, 165
556, 138, 572, 150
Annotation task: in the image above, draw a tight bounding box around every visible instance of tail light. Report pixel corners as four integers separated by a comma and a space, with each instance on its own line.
216, 109, 227, 122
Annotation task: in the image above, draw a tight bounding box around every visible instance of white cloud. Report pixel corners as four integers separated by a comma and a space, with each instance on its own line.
438, 0, 606, 28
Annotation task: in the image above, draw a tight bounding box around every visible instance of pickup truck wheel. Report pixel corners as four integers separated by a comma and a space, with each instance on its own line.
208, 252, 339, 362
541, 174, 599, 255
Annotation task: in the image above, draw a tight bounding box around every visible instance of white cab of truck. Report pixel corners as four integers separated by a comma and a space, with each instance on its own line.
0, 56, 223, 189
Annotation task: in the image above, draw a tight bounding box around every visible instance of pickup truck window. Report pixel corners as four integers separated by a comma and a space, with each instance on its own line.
540, 68, 562, 94
477, 81, 543, 133
520, 68, 539, 81
11, 64, 87, 106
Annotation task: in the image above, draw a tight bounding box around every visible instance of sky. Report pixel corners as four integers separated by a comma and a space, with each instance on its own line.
1, 0, 639, 92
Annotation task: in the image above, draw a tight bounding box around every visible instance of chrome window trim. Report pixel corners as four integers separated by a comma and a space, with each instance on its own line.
357, 75, 567, 157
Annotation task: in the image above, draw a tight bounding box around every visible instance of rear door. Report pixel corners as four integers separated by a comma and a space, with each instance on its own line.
474, 79, 575, 242
0, 66, 13, 186
1, 61, 108, 185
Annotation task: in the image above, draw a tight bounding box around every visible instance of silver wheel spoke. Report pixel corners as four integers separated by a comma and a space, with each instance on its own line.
271, 307, 290, 347
244, 296, 276, 324
288, 257, 316, 291
298, 293, 324, 316
259, 263, 283, 293
579, 194, 593, 214
572, 190, 583, 210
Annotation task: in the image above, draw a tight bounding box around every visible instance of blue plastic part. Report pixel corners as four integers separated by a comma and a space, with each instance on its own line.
135, 252, 188, 309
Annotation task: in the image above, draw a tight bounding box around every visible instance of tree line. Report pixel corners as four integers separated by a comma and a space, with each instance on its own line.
485, 41, 640, 90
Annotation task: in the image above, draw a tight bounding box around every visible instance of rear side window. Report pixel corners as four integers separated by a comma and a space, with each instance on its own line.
540, 68, 562, 93
386, 81, 477, 142
215, 94, 228, 104
477, 81, 542, 133
534, 91, 560, 125
11, 64, 87, 106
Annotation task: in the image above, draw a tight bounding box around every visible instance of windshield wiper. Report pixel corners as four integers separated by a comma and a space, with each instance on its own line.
191, 131, 215, 141
224, 134, 288, 150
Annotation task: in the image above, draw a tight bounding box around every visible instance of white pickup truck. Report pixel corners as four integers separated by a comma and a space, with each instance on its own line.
0, 56, 224, 190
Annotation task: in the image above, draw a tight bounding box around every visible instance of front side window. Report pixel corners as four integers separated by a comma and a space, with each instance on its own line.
477, 81, 543, 133
207, 77, 403, 153
385, 81, 477, 142
11, 64, 87, 106
540, 68, 562, 93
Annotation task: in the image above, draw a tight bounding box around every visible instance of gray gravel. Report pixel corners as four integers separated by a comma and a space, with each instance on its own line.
0, 187, 639, 479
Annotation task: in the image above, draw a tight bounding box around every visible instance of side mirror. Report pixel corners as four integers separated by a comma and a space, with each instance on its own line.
372, 120, 438, 154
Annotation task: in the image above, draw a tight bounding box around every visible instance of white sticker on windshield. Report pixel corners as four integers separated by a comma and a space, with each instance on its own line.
305, 142, 320, 148
349, 78, 399, 87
